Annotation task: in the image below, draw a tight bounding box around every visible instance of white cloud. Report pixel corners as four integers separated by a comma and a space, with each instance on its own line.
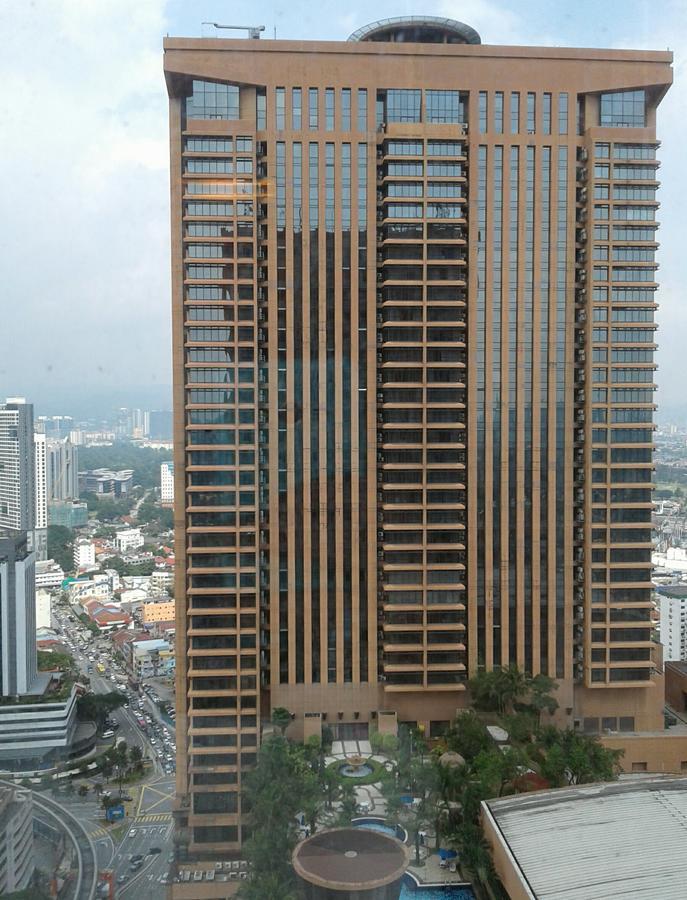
0, 0, 171, 408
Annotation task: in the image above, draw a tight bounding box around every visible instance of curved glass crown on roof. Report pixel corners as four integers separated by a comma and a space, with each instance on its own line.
348, 16, 481, 45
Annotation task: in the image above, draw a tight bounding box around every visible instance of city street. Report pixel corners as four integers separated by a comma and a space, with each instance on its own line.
45, 606, 178, 896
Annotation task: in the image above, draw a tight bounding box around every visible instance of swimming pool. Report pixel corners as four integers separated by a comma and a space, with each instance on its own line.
399, 874, 475, 899
356, 820, 397, 837
351, 817, 408, 843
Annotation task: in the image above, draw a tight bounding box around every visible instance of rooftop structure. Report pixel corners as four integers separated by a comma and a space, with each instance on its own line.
483, 777, 687, 900
348, 16, 481, 44
292, 827, 411, 899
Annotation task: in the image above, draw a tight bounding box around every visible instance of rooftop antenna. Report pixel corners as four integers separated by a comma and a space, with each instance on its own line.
202, 22, 265, 39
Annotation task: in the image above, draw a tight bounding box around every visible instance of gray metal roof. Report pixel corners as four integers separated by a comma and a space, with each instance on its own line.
484, 777, 687, 899
348, 16, 481, 45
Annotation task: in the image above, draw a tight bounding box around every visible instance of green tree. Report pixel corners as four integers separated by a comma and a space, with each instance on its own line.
445, 710, 492, 762
47, 524, 74, 573
336, 781, 358, 826
129, 745, 144, 772
76, 691, 126, 731
517, 673, 559, 726
240, 735, 320, 897
320, 766, 342, 810
271, 707, 293, 734
78, 784, 89, 798
101, 794, 118, 813
538, 727, 623, 787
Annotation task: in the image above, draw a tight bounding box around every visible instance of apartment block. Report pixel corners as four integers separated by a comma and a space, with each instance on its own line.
164, 17, 672, 856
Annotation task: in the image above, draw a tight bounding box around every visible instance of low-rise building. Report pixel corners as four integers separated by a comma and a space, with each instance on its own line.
115, 528, 144, 553
0, 786, 34, 894
69, 576, 112, 606
73, 538, 95, 570
150, 570, 174, 595
128, 638, 173, 679
78, 468, 133, 496
35, 559, 64, 591
142, 600, 176, 625
82, 599, 132, 632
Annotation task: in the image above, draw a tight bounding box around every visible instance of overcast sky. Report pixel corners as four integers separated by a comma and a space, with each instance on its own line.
0, 0, 685, 418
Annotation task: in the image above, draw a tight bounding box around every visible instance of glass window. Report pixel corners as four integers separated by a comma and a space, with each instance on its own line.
309, 88, 318, 129
479, 91, 487, 133
426, 90, 463, 124
427, 141, 462, 157
341, 88, 351, 130
275, 87, 285, 129
256, 88, 266, 129
291, 87, 302, 129
494, 91, 504, 134
542, 92, 552, 134
600, 90, 646, 128
510, 91, 520, 134
325, 88, 335, 131
527, 92, 535, 132
385, 89, 422, 123
186, 80, 240, 120
558, 92, 568, 134
357, 88, 367, 132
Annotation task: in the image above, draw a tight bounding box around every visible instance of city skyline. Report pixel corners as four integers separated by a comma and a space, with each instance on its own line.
1, 0, 686, 415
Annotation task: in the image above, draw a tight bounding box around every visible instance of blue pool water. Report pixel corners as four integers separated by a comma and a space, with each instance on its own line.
355, 820, 397, 837
399, 874, 475, 900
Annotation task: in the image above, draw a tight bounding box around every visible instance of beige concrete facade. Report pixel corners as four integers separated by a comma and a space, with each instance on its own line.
143, 600, 176, 624
165, 22, 672, 859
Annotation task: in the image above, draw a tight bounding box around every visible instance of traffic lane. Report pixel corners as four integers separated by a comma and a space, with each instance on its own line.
115, 822, 174, 894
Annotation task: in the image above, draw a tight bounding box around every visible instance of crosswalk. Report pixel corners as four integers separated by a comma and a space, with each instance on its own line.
135, 813, 172, 824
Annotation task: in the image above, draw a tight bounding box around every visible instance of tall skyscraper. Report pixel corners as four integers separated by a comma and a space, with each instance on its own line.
0, 399, 36, 537
46, 436, 79, 503
0, 531, 37, 697
33, 433, 48, 562
165, 18, 672, 856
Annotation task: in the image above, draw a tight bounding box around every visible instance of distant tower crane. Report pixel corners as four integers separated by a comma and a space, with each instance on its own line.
201, 22, 265, 39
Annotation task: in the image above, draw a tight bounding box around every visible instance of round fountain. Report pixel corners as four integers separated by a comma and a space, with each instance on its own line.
339, 753, 373, 778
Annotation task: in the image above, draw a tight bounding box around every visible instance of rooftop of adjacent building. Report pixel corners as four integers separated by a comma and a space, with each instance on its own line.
483, 776, 687, 899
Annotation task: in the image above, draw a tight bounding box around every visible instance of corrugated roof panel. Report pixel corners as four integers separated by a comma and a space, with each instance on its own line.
485, 778, 687, 899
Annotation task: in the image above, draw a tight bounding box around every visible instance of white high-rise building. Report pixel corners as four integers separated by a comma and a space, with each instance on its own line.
0, 399, 35, 534
73, 538, 96, 571
160, 461, 174, 504
34, 433, 48, 562
658, 590, 687, 661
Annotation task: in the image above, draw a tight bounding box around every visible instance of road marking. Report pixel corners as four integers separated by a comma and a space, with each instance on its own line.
135, 814, 172, 824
